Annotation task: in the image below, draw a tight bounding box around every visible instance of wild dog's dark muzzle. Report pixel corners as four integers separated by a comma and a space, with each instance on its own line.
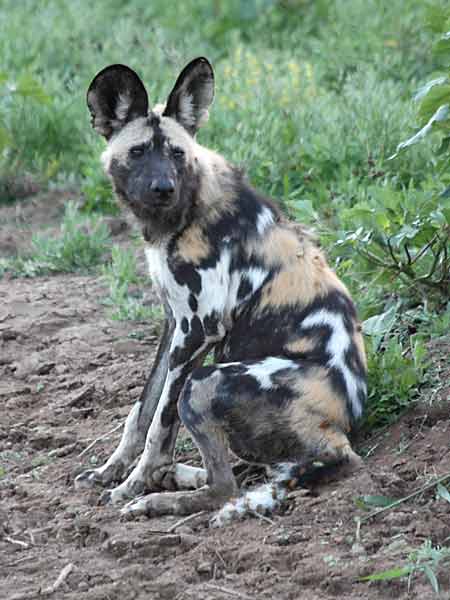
150, 177, 176, 202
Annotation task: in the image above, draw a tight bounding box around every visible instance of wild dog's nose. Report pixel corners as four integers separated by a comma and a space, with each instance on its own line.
150, 178, 175, 195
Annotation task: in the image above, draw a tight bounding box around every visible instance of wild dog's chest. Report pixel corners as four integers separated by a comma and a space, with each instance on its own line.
144, 244, 232, 320
144, 241, 271, 334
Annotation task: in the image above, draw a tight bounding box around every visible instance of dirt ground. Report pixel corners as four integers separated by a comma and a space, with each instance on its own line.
1, 193, 449, 600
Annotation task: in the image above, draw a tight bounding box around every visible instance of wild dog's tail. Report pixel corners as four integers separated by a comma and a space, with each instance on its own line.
211, 455, 361, 527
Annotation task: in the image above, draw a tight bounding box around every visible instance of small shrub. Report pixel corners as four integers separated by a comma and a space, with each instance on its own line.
336, 183, 449, 306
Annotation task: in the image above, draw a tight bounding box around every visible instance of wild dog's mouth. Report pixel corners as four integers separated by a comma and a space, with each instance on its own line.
149, 193, 176, 208
122, 190, 182, 223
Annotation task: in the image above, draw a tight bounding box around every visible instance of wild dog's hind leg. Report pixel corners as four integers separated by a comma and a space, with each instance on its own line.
75, 313, 174, 489
123, 357, 362, 519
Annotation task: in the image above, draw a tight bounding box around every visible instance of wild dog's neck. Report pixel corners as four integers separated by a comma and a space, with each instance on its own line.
192, 143, 237, 222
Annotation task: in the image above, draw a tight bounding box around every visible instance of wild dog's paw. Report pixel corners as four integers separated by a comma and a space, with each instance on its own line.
74, 460, 127, 490
74, 469, 103, 490
120, 488, 209, 519
74, 468, 116, 490
153, 463, 207, 491
100, 477, 148, 506
120, 495, 153, 519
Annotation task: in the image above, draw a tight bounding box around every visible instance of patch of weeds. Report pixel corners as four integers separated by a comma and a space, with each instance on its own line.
127, 330, 146, 341
29, 202, 110, 272
323, 555, 340, 568
0, 450, 23, 463
31, 455, 51, 469
362, 304, 428, 427
102, 245, 161, 323
1, 202, 110, 277
362, 540, 450, 595
175, 436, 196, 457
359, 475, 450, 594
0, 258, 11, 278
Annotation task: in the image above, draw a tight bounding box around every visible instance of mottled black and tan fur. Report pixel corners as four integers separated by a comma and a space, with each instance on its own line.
75, 58, 367, 524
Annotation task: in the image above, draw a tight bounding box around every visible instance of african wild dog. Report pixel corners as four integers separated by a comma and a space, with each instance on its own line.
75, 57, 367, 524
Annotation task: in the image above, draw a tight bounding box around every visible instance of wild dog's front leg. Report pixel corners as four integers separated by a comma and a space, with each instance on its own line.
102, 320, 220, 505
75, 312, 174, 489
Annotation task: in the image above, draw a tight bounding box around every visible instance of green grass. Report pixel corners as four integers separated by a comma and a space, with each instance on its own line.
102, 245, 162, 323
0, 202, 110, 276
0, 0, 437, 198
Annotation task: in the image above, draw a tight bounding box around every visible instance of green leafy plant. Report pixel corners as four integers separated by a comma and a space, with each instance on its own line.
391, 5, 450, 158
336, 184, 449, 304
362, 540, 450, 595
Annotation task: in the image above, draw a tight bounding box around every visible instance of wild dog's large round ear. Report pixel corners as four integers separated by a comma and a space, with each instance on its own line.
163, 57, 214, 136
87, 65, 149, 140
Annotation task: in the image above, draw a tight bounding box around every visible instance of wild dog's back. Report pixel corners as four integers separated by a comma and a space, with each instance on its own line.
186, 181, 368, 424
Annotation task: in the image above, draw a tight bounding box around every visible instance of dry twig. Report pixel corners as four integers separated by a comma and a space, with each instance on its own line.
4, 536, 29, 549
78, 422, 123, 458
167, 510, 207, 533
9, 562, 74, 600
359, 471, 450, 524
248, 510, 276, 526
204, 583, 253, 599
42, 563, 74, 594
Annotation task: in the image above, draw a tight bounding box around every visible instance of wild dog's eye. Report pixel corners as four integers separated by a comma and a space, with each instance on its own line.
130, 145, 145, 157
172, 147, 185, 159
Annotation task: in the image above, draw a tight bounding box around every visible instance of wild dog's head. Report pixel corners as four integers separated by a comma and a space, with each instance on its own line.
87, 58, 215, 240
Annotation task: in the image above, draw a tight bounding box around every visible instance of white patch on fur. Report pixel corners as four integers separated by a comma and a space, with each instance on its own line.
145, 245, 169, 289
247, 267, 269, 293
198, 248, 231, 318
245, 357, 296, 390
212, 462, 302, 527
224, 267, 268, 324
256, 206, 274, 236
300, 310, 365, 417
212, 482, 287, 527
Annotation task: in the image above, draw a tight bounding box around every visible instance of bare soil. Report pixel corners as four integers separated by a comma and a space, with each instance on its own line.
1, 195, 449, 600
